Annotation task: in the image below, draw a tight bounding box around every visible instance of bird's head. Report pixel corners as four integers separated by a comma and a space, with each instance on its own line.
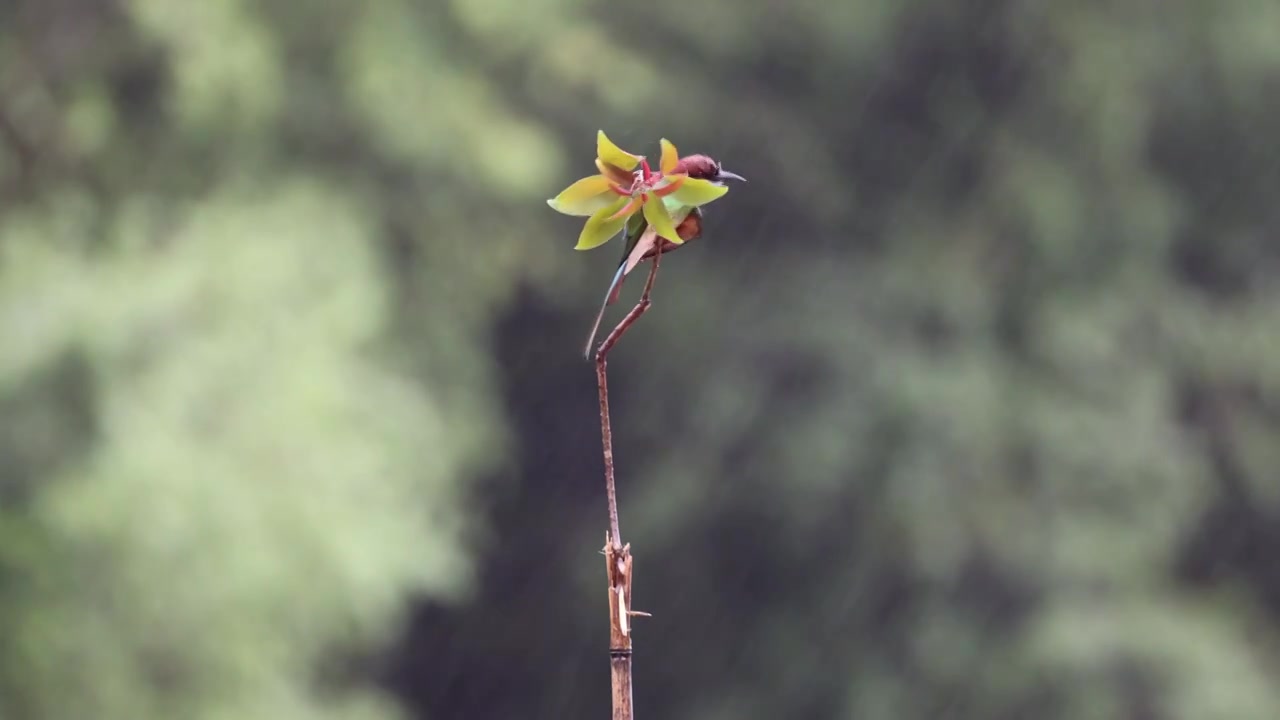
673, 154, 747, 185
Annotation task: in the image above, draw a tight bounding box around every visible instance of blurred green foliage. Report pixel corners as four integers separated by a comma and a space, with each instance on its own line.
2, 1, 1280, 719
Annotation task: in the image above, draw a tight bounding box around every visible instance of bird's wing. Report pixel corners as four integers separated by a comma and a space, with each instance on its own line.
619, 226, 659, 282
620, 205, 692, 279
614, 211, 648, 273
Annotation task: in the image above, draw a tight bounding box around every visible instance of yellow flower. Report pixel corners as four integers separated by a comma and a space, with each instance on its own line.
548, 132, 732, 251
546, 130, 640, 216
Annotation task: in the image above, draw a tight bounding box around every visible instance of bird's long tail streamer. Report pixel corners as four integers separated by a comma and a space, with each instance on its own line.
582, 262, 629, 359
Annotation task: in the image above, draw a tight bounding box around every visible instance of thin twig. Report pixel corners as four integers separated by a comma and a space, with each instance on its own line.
593, 243, 664, 720
594, 247, 663, 550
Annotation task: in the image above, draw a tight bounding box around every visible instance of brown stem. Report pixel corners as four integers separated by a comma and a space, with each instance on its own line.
594, 248, 662, 549
593, 245, 663, 720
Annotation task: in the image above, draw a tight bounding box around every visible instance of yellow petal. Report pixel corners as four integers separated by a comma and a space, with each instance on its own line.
547, 175, 615, 216
659, 138, 679, 174
642, 195, 682, 245
606, 196, 644, 222
575, 197, 631, 250
597, 130, 640, 171
669, 177, 729, 208
652, 173, 686, 198
595, 158, 637, 189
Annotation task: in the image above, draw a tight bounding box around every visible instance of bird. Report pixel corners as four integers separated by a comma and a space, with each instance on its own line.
582, 154, 745, 358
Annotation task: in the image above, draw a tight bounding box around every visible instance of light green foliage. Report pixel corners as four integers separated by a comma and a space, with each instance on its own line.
0, 1, 517, 718
130, 0, 284, 133
342, 0, 561, 198
0, 179, 483, 718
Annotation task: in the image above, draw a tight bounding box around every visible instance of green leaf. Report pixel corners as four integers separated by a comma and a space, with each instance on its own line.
643, 196, 682, 244
669, 177, 729, 208
597, 130, 640, 171
547, 175, 614, 216
575, 198, 631, 250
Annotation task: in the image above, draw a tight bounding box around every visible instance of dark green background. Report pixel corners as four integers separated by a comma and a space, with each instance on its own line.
3, 1, 1279, 718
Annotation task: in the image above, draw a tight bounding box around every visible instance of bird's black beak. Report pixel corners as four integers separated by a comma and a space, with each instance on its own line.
715, 169, 747, 183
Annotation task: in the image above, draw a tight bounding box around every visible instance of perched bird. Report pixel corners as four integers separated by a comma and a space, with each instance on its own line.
546, 132, 745, 357
581, 154, 745, 357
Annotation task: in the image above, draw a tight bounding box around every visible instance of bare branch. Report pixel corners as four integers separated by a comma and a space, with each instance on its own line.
593, 244, 664, 720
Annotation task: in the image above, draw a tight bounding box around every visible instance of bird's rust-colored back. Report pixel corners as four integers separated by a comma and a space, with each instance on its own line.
581, 152, 738, 358
672, 154, 720, 180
